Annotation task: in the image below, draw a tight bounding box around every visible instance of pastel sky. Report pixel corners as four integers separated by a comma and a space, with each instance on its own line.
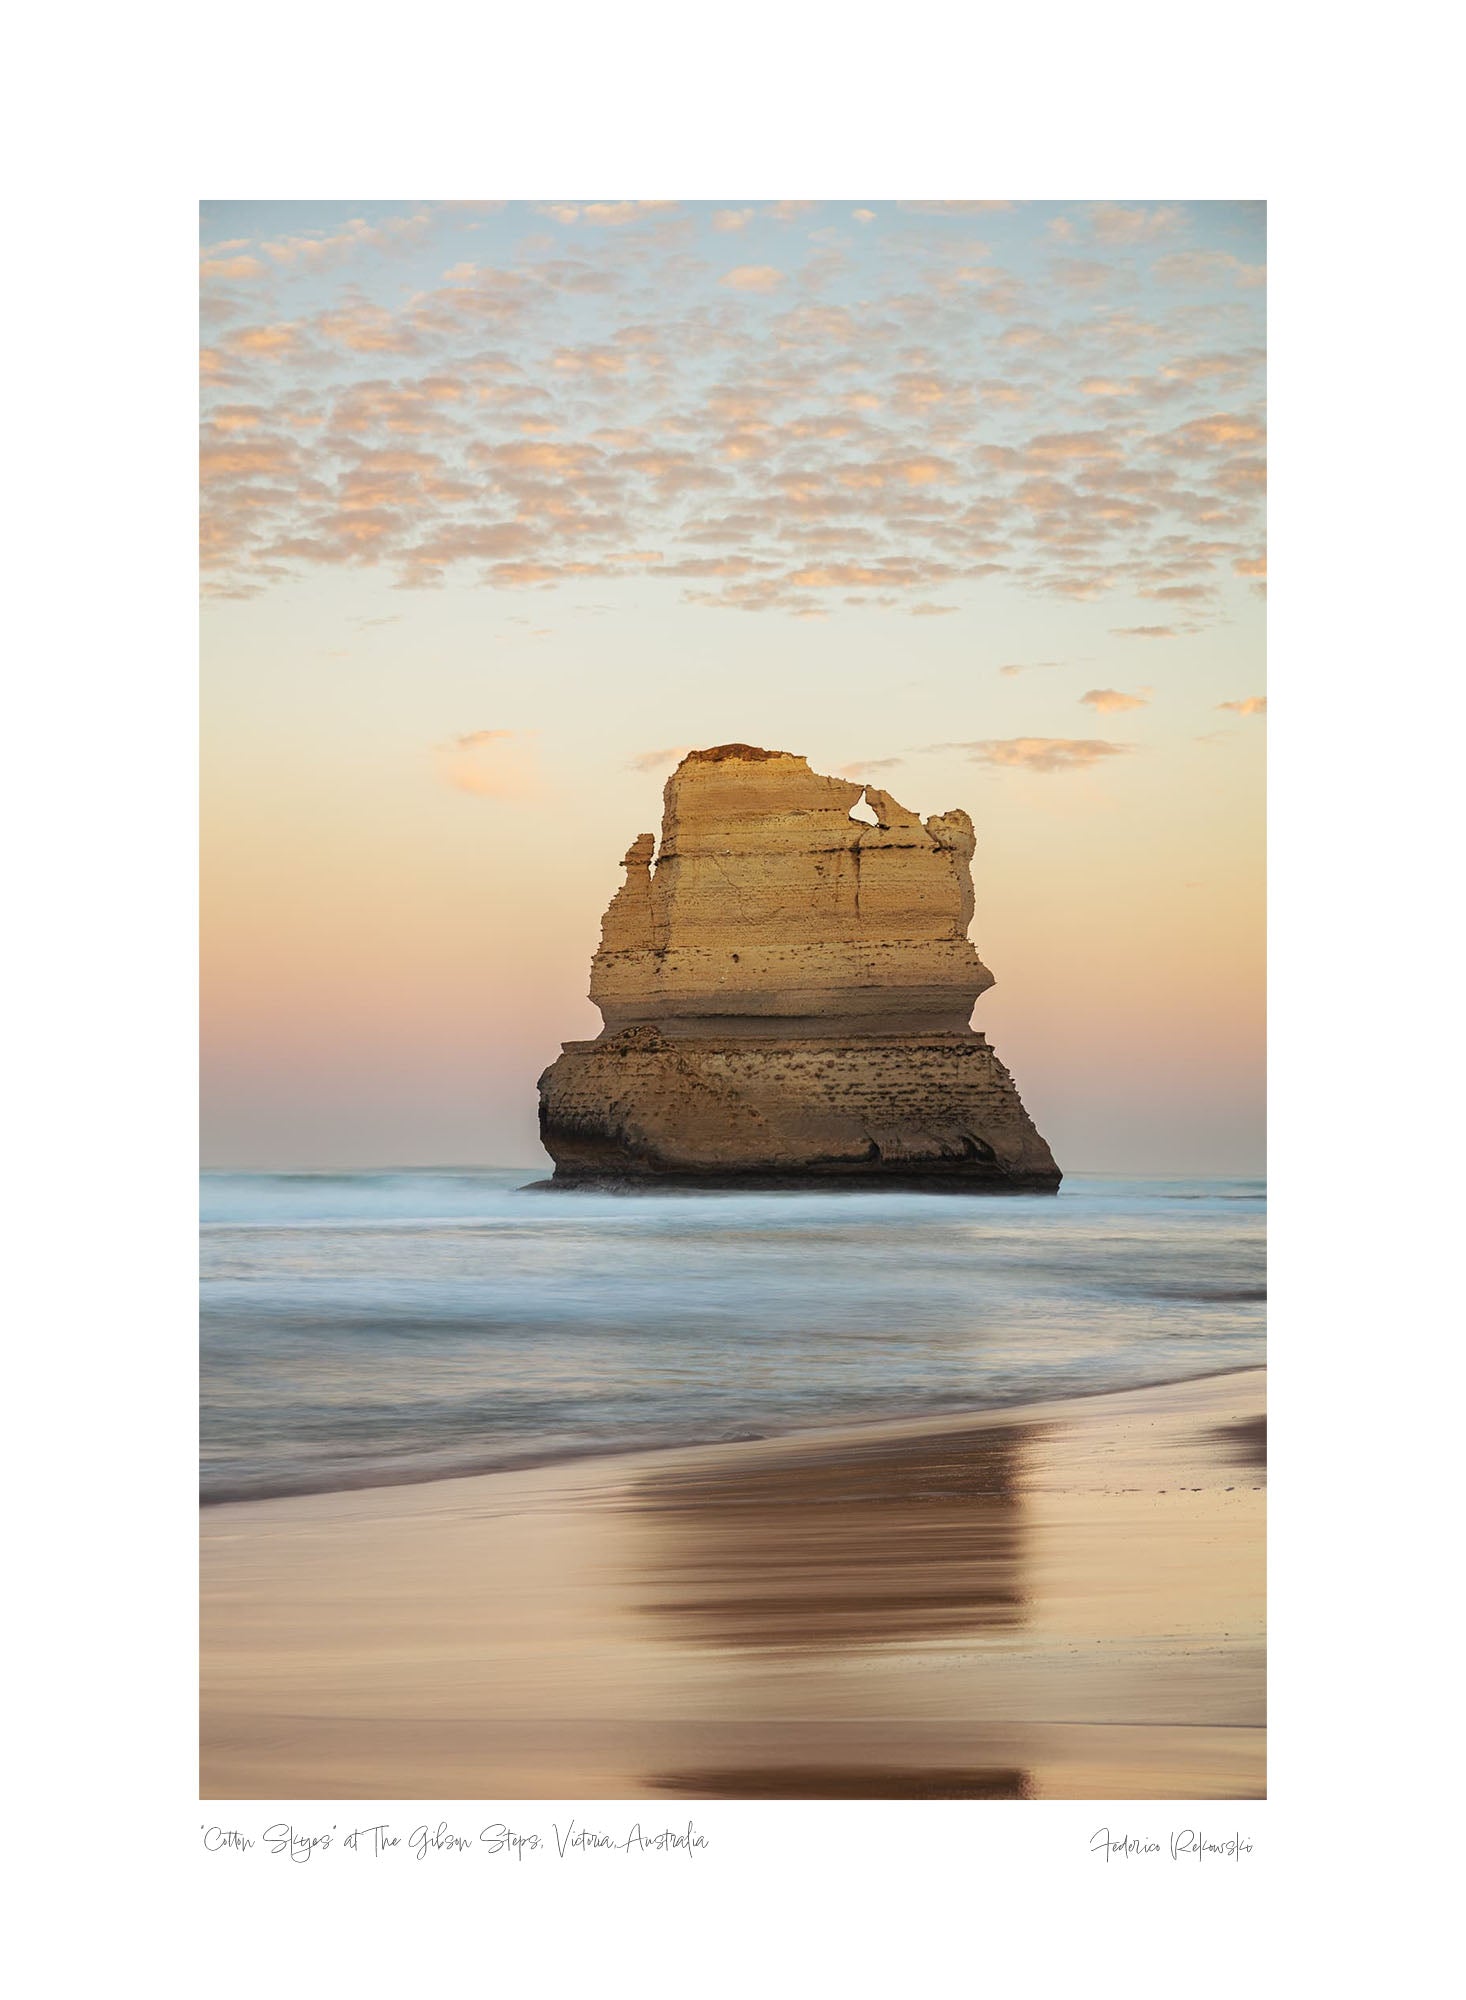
201, 199, 1265, 1173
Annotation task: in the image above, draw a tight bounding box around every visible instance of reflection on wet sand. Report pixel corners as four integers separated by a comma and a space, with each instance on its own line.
1207, 1414, 1267, 1470
655, 1765, 1033, 1799
199, 1370, 1266, 1800
634, 1423, 1041, 1653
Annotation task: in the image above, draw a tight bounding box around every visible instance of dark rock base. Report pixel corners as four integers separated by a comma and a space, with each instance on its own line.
536, 1026, 1061, 1193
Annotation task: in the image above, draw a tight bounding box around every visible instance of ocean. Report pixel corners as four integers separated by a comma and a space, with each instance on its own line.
200, 1169, 1265, 1503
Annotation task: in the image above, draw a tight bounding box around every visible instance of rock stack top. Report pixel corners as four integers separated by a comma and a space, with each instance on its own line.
591, 746, 992, 1039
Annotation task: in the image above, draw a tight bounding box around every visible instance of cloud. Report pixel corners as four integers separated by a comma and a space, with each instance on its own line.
1111, 625, 1179, 638
1080, 688, 1150, 713
201, 253, 264, 280
889, 453, 956, 485
837, 757, 905, 779
998, 661, 1061, 677
433, 729, 540, 797
316, 303, 422, 355
925, 737, 1134, 774
1163, 413, 1265, 453
1217, 696, 1267, 716
719, 265, 785, 293
1085, 203, 1185, 245
910, 602, 958, 616
712, 209, 754, 232
200, 202, 1265, 616
539, 202, 678, 228
627, 745, 693, 772
1153, 250, 1266, 289
223, 322, 307, 360
255, 211, 436, 272
199, 428, 299, 481
1138, 583, 1213, 604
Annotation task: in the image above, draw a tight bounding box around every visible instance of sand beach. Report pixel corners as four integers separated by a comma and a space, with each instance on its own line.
201, 1366, 1265, 1800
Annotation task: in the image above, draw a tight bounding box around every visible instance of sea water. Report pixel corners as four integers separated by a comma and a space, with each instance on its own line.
200, 1170, 1265, 1502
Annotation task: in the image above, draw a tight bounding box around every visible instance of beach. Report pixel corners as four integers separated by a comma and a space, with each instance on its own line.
200, 1365, 1265, 1800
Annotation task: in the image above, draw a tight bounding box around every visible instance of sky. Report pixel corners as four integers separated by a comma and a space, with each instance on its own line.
201, 199, 1265, 1174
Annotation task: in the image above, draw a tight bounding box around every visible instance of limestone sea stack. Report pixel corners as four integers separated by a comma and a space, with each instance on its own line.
536, 745, 1061, 1190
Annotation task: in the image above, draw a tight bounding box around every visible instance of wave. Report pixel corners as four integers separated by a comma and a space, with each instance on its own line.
201, 1170, 1266, 1504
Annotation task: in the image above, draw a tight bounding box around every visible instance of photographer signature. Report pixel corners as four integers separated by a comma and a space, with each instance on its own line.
1091, 1828, 1254, 1861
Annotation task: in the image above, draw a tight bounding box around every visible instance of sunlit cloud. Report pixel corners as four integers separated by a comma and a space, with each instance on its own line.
224, 322, 306, 359
1217, 696, 1267, 716
627, 745, 694, 773
201, 253, 264, 280
719, 265, 785, 292
923, 737, 1134, 773
837, 756, 905, 779
539, 201, 678, 228
1080, 688, 1150, 713
316, 303, 422, 355
1111, 625, 1180, 639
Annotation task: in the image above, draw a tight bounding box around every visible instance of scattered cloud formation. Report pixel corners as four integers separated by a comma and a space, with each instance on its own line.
1111, 625, 1180, 639
999, 660, 1061, 677
627, 745, 693, 772
1080, 687, 1150, 713
433, 729, 540, 797
924, 737, 1134, 773
200, 203, 1265, 621
1217, 696, 1267, 716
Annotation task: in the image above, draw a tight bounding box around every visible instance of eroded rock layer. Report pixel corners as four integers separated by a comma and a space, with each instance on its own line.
538, 745, 1060, 1189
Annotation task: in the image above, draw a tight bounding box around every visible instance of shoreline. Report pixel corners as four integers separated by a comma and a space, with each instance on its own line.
518, 1171, 1063, 1195
202, 1366, 1265, 1800
201, 1361, 1265, 1510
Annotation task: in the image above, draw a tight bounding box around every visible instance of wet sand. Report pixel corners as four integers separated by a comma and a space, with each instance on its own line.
200, 1368, 1265, 1800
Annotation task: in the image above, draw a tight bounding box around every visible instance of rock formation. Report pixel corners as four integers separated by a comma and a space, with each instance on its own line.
536, 745, 1060, 1189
